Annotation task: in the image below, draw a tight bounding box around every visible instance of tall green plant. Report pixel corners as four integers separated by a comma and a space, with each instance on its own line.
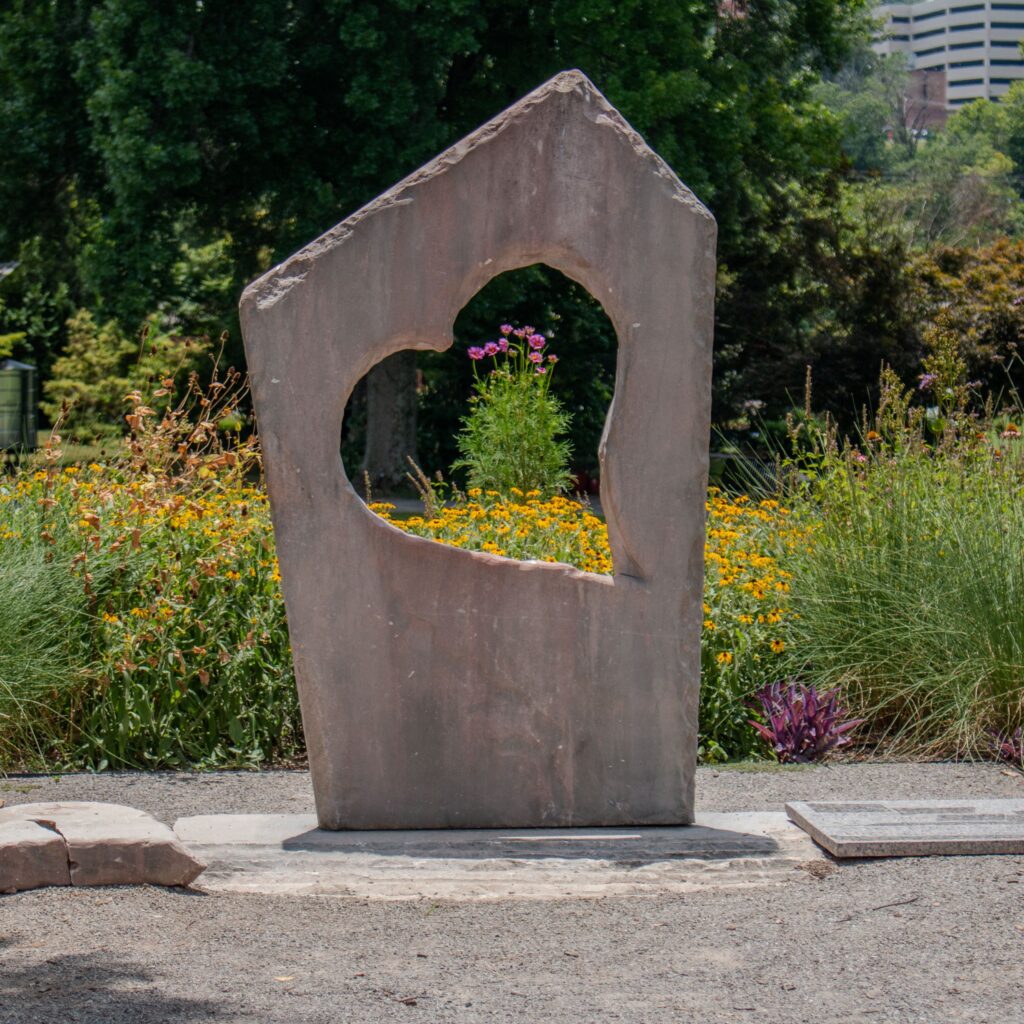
452, 324, 572, 496
782, 358, 1024, 757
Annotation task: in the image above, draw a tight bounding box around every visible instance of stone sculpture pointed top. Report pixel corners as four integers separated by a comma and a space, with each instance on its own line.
241, 71, 716, 830
243, 70, 712, 316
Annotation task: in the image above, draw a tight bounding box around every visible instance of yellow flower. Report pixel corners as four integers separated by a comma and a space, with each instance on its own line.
716, 651, 733, 665
770, 639, 785, 654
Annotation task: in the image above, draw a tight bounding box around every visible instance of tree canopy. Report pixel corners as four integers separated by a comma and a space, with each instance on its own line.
1, 0, 876, 477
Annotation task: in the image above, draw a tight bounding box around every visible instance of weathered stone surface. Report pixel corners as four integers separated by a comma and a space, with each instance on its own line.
786, 799, 1024, 858
240, 70, 716, 830
0, 802, 205, 891
173, 813, 818, 898
0, 818, 72, 892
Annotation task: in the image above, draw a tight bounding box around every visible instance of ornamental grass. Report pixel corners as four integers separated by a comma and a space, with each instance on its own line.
780, 358, 1024, 759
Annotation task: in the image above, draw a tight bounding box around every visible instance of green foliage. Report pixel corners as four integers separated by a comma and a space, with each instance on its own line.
814, 50, 913, 172
910, 239, 1024, 397
42, 311, 211, 439
0, 370, 301, 771
452, 328, 572, 496
782, 366, 1024, 758
0, 0, 874, 434
417, 266, 615, 480
0, 332, 22, 359
0, 531, 93, 769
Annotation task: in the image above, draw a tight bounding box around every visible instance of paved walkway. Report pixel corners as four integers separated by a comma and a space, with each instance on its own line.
1, 763, 1021, 1023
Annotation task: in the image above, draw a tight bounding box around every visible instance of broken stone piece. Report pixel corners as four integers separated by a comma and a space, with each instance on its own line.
0, 802, 205, 893
0, 818, 72, 891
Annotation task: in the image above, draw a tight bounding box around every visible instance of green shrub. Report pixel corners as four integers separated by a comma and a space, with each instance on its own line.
41, 310, 211, 440
0, 369, 300, 770
452, 325, 572, 496
782, 362, 1024, 757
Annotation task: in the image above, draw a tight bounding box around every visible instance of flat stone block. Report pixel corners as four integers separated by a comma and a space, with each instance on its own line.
785, 799, 1024, 858
0, 802, 205, 892
174, 812, 821, 899
0, 819, 72, 892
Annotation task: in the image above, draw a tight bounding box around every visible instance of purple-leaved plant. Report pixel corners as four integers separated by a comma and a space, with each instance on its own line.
989, 726, 1023, 767
749, 681, 864, 764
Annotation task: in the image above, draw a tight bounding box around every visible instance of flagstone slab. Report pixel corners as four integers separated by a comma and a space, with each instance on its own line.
173, 812, 822, 899
0, 802, 205, 893
785, 799, 1024, 858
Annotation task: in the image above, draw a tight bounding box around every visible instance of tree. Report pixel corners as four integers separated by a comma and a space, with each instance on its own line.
0, 0, 874, 482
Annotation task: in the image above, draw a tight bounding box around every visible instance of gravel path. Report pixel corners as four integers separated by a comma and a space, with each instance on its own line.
2, 761, 1019, 823
2, 763, 1022, 1023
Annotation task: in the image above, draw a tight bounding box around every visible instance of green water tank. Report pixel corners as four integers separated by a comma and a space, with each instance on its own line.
0, 359, 36, 451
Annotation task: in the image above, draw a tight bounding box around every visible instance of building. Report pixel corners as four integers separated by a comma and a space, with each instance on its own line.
874, 2, 1024, 113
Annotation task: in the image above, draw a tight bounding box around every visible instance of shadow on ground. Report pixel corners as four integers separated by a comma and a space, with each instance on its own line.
278, 823, 780, 861
0, 951, 227, 1024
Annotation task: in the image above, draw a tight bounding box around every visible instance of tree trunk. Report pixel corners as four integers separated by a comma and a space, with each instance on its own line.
361, 351, 418, 495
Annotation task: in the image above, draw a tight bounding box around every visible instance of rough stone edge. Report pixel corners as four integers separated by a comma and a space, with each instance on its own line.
0, 819, 72, 893
241, 69, 715, 313
0, 802, 206, 894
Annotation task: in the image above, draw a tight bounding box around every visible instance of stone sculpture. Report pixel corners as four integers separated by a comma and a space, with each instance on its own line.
241, 70, 716, 829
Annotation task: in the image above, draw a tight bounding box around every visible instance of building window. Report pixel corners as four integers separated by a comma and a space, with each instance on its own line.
992, 3, 1024, 10
912, 8, 948, 22
915, 45, 947, 56
950, 3, 986, 11
914, 27, 946, 39
948, 77, 985, 86
949, 60, 984, 68
991, 77, 1022, 84
992, 40, 1022, 47
949, 41, 982, 50
992, 21, 1024, 29
991, 59, 1024, 65
891, 34, 910, 40
949, 22, 985, 32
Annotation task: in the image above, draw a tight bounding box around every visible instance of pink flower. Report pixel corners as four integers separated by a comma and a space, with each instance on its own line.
483, 341, 499, 356
523, 326, 534, 334
527, 333, 545, 349
498, 338, 509, 352
467, 346, 485, 360
513, 328, 527, 339
528, 351, 543, 364
547, 354, 558, 364
500, 323, 513, 336
535, 365, 547, 375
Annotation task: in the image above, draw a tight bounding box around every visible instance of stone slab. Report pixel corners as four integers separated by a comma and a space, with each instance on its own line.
174, 813, 821, 899
240, 70, 716, 830
785, 799, 1024, 858
0, 818, 72, 892
0, 802, 205, 892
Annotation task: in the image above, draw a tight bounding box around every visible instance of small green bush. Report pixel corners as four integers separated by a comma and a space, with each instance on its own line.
41, 310, 211, 440
452, 325, 572, 496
